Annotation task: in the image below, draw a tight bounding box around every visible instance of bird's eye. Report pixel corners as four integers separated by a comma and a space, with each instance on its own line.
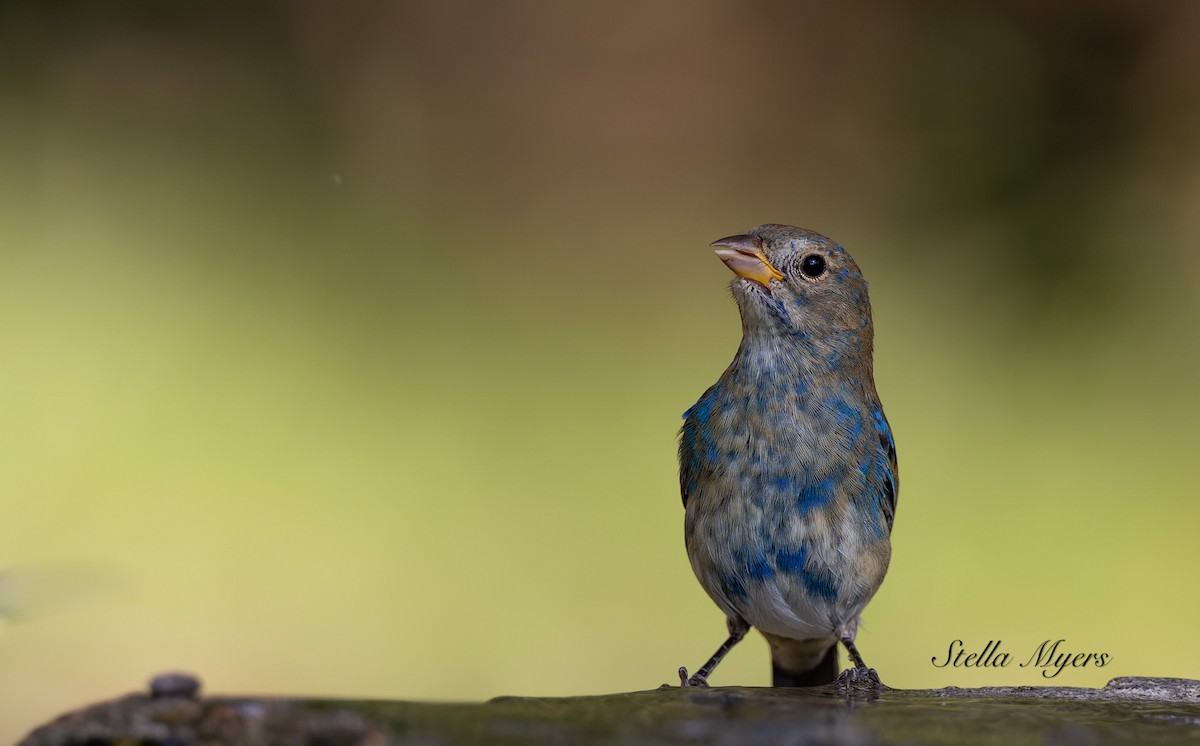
800, 254, 826, 278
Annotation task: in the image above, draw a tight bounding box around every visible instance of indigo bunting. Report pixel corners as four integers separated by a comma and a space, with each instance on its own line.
678, 224, 897, 687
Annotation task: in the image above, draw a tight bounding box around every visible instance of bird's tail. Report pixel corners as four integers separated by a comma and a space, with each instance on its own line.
763, 633, 839, 686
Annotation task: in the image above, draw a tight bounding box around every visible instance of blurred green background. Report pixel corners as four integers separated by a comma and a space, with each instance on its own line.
2, 1, 1199, 741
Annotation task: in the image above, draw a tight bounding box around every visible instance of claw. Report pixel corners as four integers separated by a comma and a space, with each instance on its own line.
678, 666, 710, 687
836, 667, 884, 692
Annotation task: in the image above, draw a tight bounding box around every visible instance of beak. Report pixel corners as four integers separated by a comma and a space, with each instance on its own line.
711, 234, 783, 286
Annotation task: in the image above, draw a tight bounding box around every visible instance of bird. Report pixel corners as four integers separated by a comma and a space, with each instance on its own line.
677, 224, 897, 688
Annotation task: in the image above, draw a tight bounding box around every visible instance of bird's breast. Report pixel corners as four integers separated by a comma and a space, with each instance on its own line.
681, 369, 892, 635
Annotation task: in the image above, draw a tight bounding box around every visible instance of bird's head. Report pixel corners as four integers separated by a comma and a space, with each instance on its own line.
712, 224, 874, 362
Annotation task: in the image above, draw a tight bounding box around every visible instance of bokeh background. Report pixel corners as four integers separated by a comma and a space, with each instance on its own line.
3, 1, 1199, 741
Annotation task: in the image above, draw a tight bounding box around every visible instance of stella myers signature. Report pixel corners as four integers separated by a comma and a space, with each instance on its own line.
931, 639, 1111, 679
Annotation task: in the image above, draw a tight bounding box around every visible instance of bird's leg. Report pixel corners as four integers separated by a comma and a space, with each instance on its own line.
680, 619, 748, 687
837, 633, 883, 689
842, 637, 867, 670
680, 632, 743, 687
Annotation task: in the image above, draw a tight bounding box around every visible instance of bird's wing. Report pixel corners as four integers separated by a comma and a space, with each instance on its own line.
679, 417, 698, 508
678, 386, 720, 509
873, 408, 899, 532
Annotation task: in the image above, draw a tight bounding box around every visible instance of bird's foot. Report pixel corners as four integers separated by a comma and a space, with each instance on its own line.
836, 666, 884, 693
678, 666, 710, 688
